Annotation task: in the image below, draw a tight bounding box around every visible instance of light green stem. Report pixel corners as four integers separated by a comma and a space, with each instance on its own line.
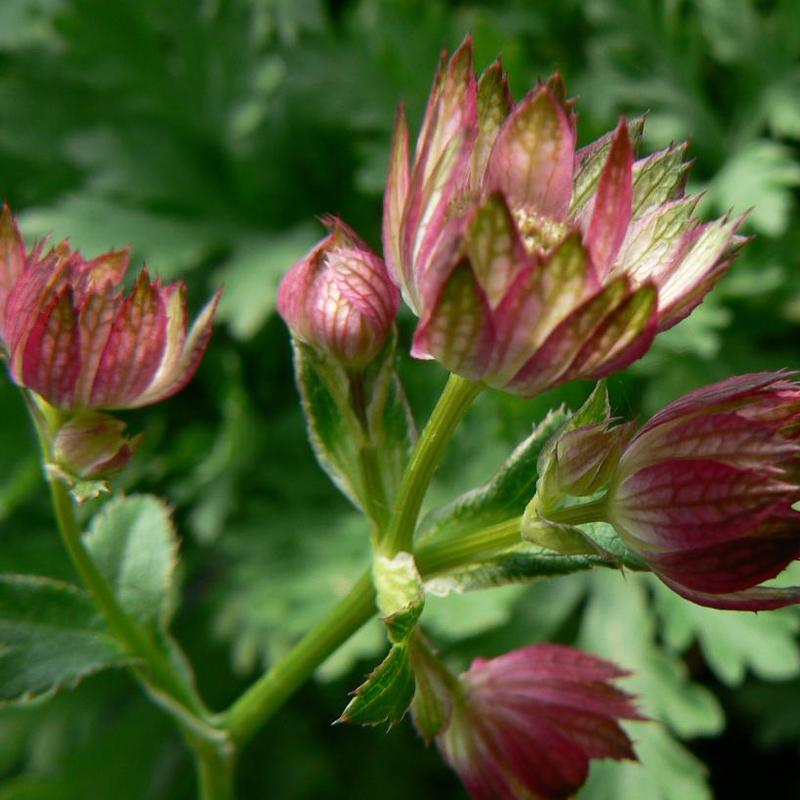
25, 393, 234, 798
381, 374, 483, 556
224, 572, 376, 745
547, 498, 608, 526
193, 737, 237, 800
415, 516, 523, 575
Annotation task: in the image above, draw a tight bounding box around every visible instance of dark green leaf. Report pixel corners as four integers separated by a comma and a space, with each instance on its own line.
0, 575, 130, 705
337, 644, 415, 728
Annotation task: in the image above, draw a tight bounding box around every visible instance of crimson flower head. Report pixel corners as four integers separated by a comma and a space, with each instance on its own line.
278, 218, 399, 369
605, 372, 800, 610
0, 204, 221, 410
426, 644, 641, 800
383, 37, 745, 396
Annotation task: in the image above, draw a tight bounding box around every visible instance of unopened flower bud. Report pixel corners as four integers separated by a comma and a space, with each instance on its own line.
277, 219, 399, 369
412, 643, 642, 800
53, 411, 139, 481
606, 372, 800, 610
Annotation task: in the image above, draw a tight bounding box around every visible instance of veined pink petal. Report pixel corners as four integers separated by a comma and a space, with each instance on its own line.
567, 282, 657, 380
328, 246, 399, 332
20, 286, 81, 407
658, 576, 800, 611
647, 525, 800, 594
656, 213, 746, 329
506, 275, 631, 397
90, 269, 167, 408
485, 83, 576, 221
133, 286, 221, 407
621, 410, 800, 476
6, 245, 72, 362
642, 372, 793, 431
610, 458, 796, 552
0, 203, 26, 333
490, 234, 592, 386
73, 248, 130, 299
614, 196, 699, 286
71, 291, 120, 407
463, 193, 528, 308
412, 261, 494, 381
383, 103, 411, 293
586, 119, 633, 280
414, 37, 477, 186
471, 60, 513, 190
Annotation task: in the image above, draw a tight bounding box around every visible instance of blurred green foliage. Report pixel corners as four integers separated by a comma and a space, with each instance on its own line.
1, 0, 800, 797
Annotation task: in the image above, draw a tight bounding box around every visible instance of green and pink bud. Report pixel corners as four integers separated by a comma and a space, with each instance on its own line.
384, 38, 745, 395
605, 373, 800, 610
0, 204, 221, 410
52, 410, 140, 481
414, 643, 641, 800
277, 218, 399, 369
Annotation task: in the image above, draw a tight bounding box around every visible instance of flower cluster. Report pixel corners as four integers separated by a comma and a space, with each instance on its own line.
415, 643, 642, 800
383, 38, 744, 395
0, 204, 220, 411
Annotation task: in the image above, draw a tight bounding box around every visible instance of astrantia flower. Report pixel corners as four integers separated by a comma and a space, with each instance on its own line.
0, 204, 220, 410
383, 37, 745, 396
605, 372, 800, 610
278, 218, 399, 369
422, 644, 641, 800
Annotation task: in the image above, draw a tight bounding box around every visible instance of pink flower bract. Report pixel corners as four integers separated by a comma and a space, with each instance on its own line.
0, 204, 221, 410
607, 372, 800, 610
383, 37, 745, 396
435, 644, 642, 800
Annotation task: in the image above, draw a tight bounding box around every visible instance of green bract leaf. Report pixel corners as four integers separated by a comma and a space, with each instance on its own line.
293, 333, 415, 525
0, 575, 130, 705
84, 495, 179, 629
337, 644, 415, 728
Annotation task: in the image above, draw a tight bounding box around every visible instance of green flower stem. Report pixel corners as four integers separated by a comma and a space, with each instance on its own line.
224, 515, 525, 747
415, 516, 523, 575
381, 374, 483, 556
224, 572, 376, 746
547, 498, 608, 526
191, 735, 237, 800
27, 396, 204, 717
24, 392, 233, 799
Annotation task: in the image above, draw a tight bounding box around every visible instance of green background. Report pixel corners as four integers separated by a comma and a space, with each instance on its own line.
1, 0, 799, 797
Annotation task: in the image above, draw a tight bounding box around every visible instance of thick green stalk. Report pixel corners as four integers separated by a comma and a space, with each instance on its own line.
224, 572, 376, 745
192, 736, 237, 800
381, 374, 482, 556
25, 393, 234, 798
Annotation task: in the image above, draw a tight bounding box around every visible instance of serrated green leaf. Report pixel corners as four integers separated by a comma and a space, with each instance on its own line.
337, 644, 415, 727
84, 495, 179, 629
651, 578, 800, 686
0, 575, 130, 705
